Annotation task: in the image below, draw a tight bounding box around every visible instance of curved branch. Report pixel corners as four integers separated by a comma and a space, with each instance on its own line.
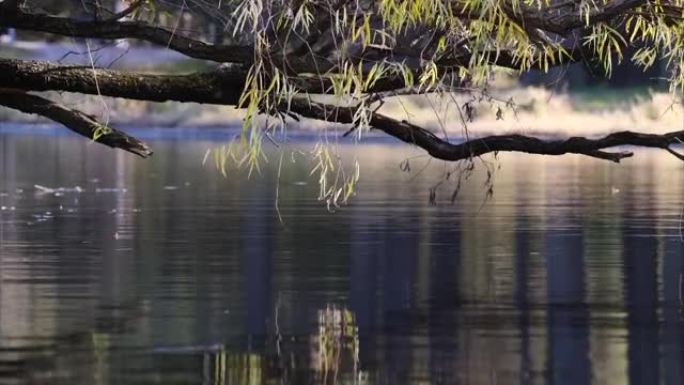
0, 4, 588, 73
1, 59, 681, 164
0, 7, 252, 63
288, 100, 684, 163
0, 89, 152, 158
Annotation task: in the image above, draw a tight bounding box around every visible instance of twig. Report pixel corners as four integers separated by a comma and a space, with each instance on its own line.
106, 0, 145, 21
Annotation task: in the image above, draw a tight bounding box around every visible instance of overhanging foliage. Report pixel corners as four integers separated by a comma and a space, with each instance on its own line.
1, 0, 684, 203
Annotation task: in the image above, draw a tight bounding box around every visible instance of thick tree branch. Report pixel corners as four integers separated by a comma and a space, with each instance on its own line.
0, 58, 417, 99
0, 59, 681, 164
0, 2, 589, 74
0, 59, 245, 104
0, 89, 152, 158
515, 0, 648, 35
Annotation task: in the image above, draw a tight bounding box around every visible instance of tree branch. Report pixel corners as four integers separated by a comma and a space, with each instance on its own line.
0, 7, 252, 63
107, 0, 145, 21
0, 58, 245, 104
0, 3, 588, 74
510, 0, 648, 35
1, 59, 681, 164
288, 100, 684, 163
0, 58, 414, 100
0, 89, 152, 158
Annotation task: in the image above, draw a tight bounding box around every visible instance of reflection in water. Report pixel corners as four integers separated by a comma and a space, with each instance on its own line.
1, 125, 684, 384
310, 306, 361, 384
624, 179, 659, 385
545, 205, 590, 385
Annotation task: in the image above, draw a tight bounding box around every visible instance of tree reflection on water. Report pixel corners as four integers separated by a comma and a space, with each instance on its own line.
2, 131, 684, 385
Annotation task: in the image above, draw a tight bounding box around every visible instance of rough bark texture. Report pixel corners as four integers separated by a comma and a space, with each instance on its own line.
0, 59, 244, 104
0, 59, 408, 99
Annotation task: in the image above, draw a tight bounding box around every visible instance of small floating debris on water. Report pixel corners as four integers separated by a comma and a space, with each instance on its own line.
163, 186, 179, 191
95, 187, 128, 193
34, 184, 54, 194
26, 210, 56, 224
611, 186, 620, 195
151, 344, 225, 354
0, 206, 6, 211
184, 182, 191, 187
114, 232, 120, 240
34, 185, 83, 195
293, 181, 307, 186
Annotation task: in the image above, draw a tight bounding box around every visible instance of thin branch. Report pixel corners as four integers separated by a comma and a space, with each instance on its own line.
666, 147, 684, 161
0, 89, 152, 158
0, 7, 252, 64
288, 100, 684, 163
107, 0, 145, 21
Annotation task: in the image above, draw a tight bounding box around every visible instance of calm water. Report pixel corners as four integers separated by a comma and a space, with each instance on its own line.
1, 125, 683, 385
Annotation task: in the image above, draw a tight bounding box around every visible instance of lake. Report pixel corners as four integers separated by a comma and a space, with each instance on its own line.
1, 125, 683, 385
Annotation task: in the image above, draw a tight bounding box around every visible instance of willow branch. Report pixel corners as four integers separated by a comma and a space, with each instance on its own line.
1, 58, 682, 163
0, 89, 152, 158
0, 58, 416, 99
0, 7, 252, 63
288, 100, 684, 163
0, 59, 245, 104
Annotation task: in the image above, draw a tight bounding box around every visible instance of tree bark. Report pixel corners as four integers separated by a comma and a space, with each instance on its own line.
0, 59, 245, 104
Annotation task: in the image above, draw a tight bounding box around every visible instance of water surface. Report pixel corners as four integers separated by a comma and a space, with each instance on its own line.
1, 125, 683, 385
